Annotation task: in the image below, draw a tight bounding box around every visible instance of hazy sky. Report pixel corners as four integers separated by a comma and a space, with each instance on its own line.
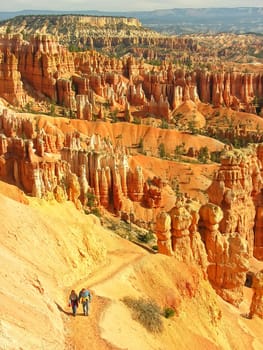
0, 0, 262, 12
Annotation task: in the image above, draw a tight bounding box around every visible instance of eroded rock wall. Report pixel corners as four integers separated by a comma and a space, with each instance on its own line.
199, 203, 249, 306
155, 145, 263, 306
0, 108, 164, 218
0, 34, 262, 117
155, 196, 208, 272
207, 147, 263, 256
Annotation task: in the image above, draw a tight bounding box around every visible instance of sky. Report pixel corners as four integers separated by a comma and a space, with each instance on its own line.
0, 0, 262, 12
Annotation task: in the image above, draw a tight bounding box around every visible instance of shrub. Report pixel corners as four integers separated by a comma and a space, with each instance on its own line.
110, 109, 118, 123
68, 44, 81, 52
108, 222, 119, 231
133, 116, 141, 125
163, 307, 175, 319
69, 109, 76, 119
210, 151, 221, 163
188, 118, 198, 134
49, 103, 55, 116
198, 146, 209, 163
160, 119, 169, 129
137, 231, 154, 243
158, 143, 166, 158
214, 110, 220, 117
90, 207, 101, 218
122, 297, 163, 333
174, 142, 186, 159
138, 138, 144, 153
147, 59, 162, 66
86, 192, 96, 207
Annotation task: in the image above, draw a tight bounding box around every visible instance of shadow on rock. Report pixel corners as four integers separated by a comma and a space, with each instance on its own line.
55, 302, 72, 316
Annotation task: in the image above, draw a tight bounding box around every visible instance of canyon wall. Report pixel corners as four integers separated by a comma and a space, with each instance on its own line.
155, 147, 263, 306
0, 35, 262, 117
0, 34, 263, 311
0, 107, 166, 222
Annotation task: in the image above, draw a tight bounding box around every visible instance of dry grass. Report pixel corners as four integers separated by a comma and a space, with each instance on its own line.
122, 296, 163, 333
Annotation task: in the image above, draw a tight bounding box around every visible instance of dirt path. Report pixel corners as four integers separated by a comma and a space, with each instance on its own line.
64, 295, 118, 350
62, 247, 147, 350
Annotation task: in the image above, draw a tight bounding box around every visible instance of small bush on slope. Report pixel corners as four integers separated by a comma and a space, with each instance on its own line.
163, 307, 176, 318
122, 296, 163, 333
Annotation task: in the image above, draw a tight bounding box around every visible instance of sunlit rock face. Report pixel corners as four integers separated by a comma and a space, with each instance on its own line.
0, 44, 26, 106
0, 33, 262, 118
249, 269, 263, 319
199, 203, 249, 306
155, 197, 208, 272
154, 144, 263, 306
207, 147, 262, 256
0, 109, 167, 218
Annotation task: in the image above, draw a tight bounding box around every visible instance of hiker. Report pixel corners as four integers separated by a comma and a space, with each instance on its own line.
79, 288, 92, 316
68, 290, 79, 316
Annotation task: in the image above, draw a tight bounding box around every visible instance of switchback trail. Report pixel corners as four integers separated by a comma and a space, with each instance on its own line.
63, 245, 148, 350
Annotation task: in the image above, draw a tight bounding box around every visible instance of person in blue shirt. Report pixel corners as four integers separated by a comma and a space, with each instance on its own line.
78, 288, 92, 316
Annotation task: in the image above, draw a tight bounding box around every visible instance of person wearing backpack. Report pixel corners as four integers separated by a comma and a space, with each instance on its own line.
68, 290, 79, 316
78, 288, 92, 316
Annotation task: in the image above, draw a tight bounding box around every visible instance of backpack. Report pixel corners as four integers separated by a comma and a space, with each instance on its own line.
80, 289, 91, 303
81, 296, 89, 304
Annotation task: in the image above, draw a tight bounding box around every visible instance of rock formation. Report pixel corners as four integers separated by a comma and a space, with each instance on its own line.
155, 211, 173, 255
0, 29, 263, 317
0, 33, 261, 119
0, 46, 26, 106
127, 166, 144, 202
249, 269, 263, 319
154, 142, 263, 306
207, 147, 262, 255
155, 196, 208, 271
199, 203, 249, 306
142, 177, 162, 208
0, 108, 167, 218
155, 196, 249, 306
